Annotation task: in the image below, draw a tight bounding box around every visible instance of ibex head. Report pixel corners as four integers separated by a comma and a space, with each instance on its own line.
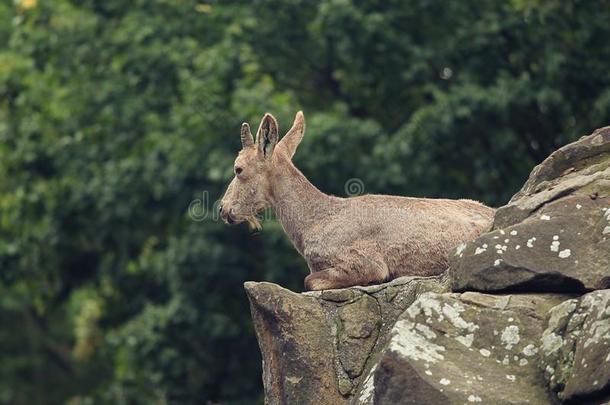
219, 111, 305, 229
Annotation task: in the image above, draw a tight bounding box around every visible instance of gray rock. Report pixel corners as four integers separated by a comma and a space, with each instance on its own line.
245, 277, 607, 404
244, 276, 446, 404
451, 127, 610, 293
337, 294, 381, 379
499, 126, 610, 227
244, 281, 344, 405
540, 289, 610, 403
355, 291, 567, 405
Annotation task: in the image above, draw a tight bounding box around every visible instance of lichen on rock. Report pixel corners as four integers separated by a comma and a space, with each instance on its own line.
451, 127, 610, 293
541, 290, 610, 402
354, 292, 565, 404
245, 276, 446, 404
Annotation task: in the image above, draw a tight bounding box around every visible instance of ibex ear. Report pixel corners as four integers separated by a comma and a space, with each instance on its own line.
256, 113, 278, 158
278, 111, 305, 159
240, 122, 254, 148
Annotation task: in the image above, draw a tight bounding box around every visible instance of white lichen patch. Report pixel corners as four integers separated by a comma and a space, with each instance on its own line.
468, 395, 482, 402
455, 333, 475, 348
439, 378, 451, 386
500, 230, 506, 235
495, 244, 507, 254
526, 237, 536, 248
425, 370, 432, 376
506, 374, 516, 382
581, 293, 610, 349
390, 319, 446, 363
553, 235, 559, 241
576, 204, 582, 209
603, 226, 610, 235
407, 294, 442, 319
494, 259, 503, 266
358, 365, 377, 403
501, 325, 520, 350
541, 332, 563, 355
519, 358, 529, 366
540, 214, 551, 220
550, 240, 560, 252
441, 303, 479, 332
479, 348, 491, 357
474, 246, 487, 255
522, 344, 538, 357
406, 294, 483, 358
415, 323, 437, 340
558, 249, 571, 258
510, 230, 518, 236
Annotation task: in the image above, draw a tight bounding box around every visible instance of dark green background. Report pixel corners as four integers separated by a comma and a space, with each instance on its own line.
1, 0, 609, 403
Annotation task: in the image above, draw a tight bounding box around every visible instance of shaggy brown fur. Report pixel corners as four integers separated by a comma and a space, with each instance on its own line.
220, 112, 495, 290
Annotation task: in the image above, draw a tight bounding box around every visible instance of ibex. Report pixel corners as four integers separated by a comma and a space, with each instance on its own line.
220, 112, 494, 290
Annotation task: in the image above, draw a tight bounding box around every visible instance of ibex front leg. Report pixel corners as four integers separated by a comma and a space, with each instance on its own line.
304, 248, 389, 291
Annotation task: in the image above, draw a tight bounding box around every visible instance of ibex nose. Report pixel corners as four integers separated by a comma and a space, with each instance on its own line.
218, 204, 236, 225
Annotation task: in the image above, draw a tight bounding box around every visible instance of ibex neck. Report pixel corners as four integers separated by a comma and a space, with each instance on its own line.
269, 159, 333, 255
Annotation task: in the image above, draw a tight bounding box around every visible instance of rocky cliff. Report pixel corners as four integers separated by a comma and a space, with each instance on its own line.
245, 127, 610, 405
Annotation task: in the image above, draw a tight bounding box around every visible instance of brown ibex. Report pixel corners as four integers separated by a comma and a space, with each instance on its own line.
220, 112, 494, 290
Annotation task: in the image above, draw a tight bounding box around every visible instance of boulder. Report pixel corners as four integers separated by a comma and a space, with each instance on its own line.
244, 281, 345, 405
355, 291, 568, 405
451, 126, 610, 293
245, 277, 609, 405
540, 289, 610, 403
244, 276, 447, 405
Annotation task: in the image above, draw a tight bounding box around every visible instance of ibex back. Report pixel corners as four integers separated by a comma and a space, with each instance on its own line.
220, 112, 494, 290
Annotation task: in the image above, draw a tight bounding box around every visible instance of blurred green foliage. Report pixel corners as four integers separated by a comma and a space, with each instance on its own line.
1, 0, 609, 403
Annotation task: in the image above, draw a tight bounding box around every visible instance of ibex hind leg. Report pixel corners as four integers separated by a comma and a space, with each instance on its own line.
304, 256, 389, 291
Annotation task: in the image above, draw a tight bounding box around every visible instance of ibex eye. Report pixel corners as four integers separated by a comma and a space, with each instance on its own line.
235, 167, 243, 175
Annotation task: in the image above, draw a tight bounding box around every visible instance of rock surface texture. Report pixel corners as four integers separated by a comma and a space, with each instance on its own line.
244, 276, 447, 405
245, 127, 610, 404
452, 126, 610, 293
